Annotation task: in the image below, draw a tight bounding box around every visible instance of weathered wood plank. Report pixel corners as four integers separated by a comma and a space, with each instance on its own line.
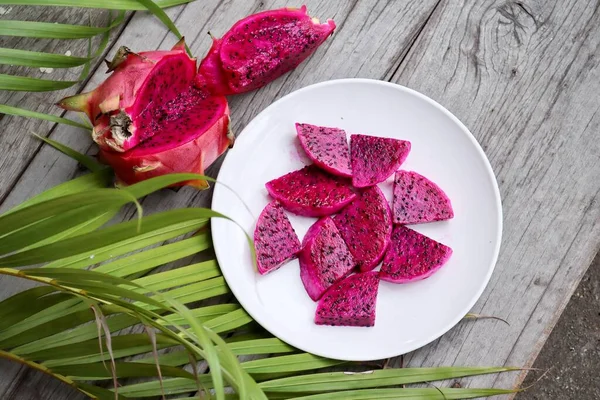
0, 0, 441, 397
0, 359, 82, 400
0, 6, 131, 204
387, 0, 600, 394
5, 0, 599, 398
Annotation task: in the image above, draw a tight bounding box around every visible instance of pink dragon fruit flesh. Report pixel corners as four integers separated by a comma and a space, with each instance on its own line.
254, 201, 301, 275
265, 165, 356, 217
393, 170, 454, 224
296, 123, 351, 177
380, 225, 452, 283
58, 39, 233, 189
196, 6, 336, 96
59, 39, 200, 153
350, 134, 411, 188
99, 94, 230, 189
334, 186, 392, 272
315, 271, 380, 327
299, 217, 356, 301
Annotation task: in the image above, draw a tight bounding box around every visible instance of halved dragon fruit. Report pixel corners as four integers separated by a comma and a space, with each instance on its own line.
254, 201, 301, 275
265, 165, 356, 217
299, 217, 355, 301
380, 225, 452, 283
393, 170, 454, 224
334, 186, 392, 272
58, 7, 337, 187
315, 271, 380, 327
59, 39, 198, 153
350, 134, 411, 188
99, 95, 230, 189
196, 6, 336, 95
296, 123, 351, 177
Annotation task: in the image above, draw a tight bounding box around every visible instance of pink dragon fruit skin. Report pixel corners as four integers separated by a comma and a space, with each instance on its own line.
334, 186, 392, 272
296, 123, 352, 177
99, 96, 230, 189
196, 5, 336, 95
59, 39, 198, 153
393, 170, 454, 224
299, 217, 356, 301
315, 271, 380, 327
350, 134, 411, 188
253, 201, 301, 275
265, 165, 356, 217
380, 225, 452, 283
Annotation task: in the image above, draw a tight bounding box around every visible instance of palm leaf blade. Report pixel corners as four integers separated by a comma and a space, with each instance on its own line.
259, 367, 518, 393
0, 47, 91, 68
0, 0, 193, 10
0, 74, 78, 91
289, 388, 517, 399
0, 104, 90, 129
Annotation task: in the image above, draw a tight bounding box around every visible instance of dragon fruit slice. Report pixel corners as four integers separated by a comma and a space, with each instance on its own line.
299, 217, 356, 301
315, 271, 379, 327
265, 165, 356, 217
196, 6, 336, 95
350, 134, 411, 188
99, 95, 230, 189
380, 225, 452, 283
254, 201, 301, 275
393, 171, 454, 224
59, 39, 199, 152
296, 123, 351, 177
334, 186, 392, 272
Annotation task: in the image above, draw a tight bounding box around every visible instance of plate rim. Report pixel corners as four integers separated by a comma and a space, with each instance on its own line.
211, 78, 503, 361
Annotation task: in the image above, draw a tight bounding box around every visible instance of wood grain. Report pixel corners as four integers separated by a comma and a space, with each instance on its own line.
389, 0, 600, 393
1, 0, 599, 398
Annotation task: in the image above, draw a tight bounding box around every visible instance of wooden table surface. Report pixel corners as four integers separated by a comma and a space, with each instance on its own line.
1, 1, 599, 398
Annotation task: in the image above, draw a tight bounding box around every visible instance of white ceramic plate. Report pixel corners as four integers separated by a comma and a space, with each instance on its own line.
211, 79, 502, 361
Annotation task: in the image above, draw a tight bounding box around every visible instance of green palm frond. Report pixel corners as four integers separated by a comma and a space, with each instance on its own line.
0, 48, 93, 68
0, 142, 523, 399
0, 0, 193, 127
0, 0, 193, 9
0, 19, 122, 39
0, 104, 90, 129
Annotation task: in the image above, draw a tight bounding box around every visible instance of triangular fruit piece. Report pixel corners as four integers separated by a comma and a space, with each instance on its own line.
392, 170, 453, 224
380, 225, 452, 283
299, 217, 356, 301
296, 123, 351, 177
334, 186, 392, 272
315, 271, 380, 327
254, 201, 301, 275
350, 134, 411, 187
265, 165, 356, 217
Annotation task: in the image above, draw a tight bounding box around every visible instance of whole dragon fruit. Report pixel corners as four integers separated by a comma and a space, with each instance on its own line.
299, 217, 355, 301
296, 123, 351, 177
265, 165, 356, 217
334, 186, 392, 272
254, 201, 301, 275
315, 271, 380, 327
196, 6, 336, 95
380, 225, 453, 283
